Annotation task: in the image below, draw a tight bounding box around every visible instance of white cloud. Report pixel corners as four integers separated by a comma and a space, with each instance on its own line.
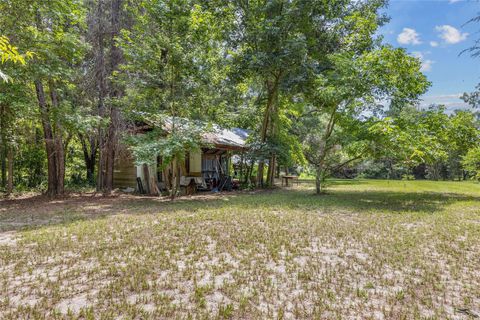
397, 28, 422, 45
420, 60, 434, 72
449, 0, 462, 3
435, 25, 468, 44
427, 94, 463, 99
430, 41, 439, 47
420, 93, 470, 112
412, 51, 434, 72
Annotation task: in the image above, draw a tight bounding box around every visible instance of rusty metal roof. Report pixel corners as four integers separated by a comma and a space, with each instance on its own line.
160, 117, 248, 150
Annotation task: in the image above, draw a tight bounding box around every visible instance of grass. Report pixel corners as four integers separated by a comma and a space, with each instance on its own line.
1, 179, 480, 319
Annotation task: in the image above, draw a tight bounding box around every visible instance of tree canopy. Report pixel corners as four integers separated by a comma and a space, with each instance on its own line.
0, 0, 477, 197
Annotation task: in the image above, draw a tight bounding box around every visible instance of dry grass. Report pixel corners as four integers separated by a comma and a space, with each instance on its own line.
1, 180, 480, 319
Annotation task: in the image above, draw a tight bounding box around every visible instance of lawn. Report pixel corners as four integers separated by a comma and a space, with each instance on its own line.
1, 180, 480, 319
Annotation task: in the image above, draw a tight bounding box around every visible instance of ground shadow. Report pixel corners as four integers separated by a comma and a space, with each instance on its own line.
0, 185, 479, 233
160, 188, 479, 214
323, 179, 369, 186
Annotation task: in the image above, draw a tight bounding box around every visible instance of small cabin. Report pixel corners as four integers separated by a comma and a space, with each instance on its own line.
113, 122, 248, 194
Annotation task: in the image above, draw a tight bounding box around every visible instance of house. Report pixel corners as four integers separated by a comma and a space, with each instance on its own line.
113, 119, 248, 194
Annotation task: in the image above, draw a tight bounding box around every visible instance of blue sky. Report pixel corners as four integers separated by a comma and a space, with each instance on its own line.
379, 0, 480, 111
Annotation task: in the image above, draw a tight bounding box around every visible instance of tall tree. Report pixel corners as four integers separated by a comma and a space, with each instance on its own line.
0, 36, 32, 194
0, 0, 87, 197
0, 35, 34, 194
287, 0, 429, 194
119, 0, 226, 197
0, 81, 33, 194
228, 0, 386, 187
87, 0, 130, 194
299, 48, 428, 193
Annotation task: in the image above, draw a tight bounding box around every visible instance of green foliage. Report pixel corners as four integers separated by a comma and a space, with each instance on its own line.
126, 117, 204, 168
402, 174, 415, 181
0, 0, 91, 194
0, 36, 33, 81
297, 41, 429, 192
13, 134, 47, 189
119, 0, 227, 121
370, 107, 447, 167
462, 84, 480, 109
118, 0, 231, 176
370, 106, 480, 180
462, 147, 480, 181
0, 0, 473, 194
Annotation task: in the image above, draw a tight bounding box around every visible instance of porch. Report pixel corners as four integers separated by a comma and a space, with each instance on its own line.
113, 125, 248, 195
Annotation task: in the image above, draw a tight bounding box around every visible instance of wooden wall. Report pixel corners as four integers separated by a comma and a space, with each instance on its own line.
113, 151, 137, 189
112, 145, 235, 191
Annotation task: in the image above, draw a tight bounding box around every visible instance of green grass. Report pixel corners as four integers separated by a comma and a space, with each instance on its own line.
1, 179, 480, 319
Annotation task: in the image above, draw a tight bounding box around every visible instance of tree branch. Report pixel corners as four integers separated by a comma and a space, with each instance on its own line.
329, 154, 363, 172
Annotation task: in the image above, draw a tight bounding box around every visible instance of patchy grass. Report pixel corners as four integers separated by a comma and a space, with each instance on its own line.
1, 179, 480, 319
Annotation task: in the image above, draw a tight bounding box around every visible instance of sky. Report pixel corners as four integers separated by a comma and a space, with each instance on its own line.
379, 0, 480, 111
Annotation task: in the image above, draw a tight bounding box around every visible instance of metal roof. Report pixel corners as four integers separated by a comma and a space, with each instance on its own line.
161, 117, 248, 150
203, 126, 248, 149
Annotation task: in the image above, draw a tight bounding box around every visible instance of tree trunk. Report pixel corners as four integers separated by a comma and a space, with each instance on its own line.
86, 160, 95, 182
102, 107, 118, 194
148, 167, 160, 196
171, 160, 176, 200
244, 159, 251, 184
315, 165, 324, 195
85, 140, 97, 183
142, 164, 151, 195
105, 0, 123, 194
163, 165, 171, 193
171, 158, 180, 200
6, 147, 13, 195
1, 146, 5, 189
35, 80, 65, 197
247, 160, 254, 185
429, 163, 440, 181
33, 11, 64, 197
49, 80, 65, 196
96, 0, 107, 192
32, 128, 44, 188
80, 134, 97, 183
257, 79, 278, 187
97, 0, 123, 195
176, 164, 181, 197
266, 153, 276, 186
256, 162, 264, 187
0, 104, 6, 189
239, 152, 244, 181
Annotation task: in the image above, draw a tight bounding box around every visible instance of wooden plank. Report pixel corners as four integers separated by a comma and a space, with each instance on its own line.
113, 153, 137, 189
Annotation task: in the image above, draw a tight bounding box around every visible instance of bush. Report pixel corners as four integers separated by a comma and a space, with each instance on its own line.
462, 147, 480, 181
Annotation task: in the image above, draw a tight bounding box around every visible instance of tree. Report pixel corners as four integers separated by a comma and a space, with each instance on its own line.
77, 0, 132, 195
446, 110, 479, 180
0, 80, 34, 194
462, 146, 480, 180
228, 0, 361, 187
0, 0, 87, 197
298, 41, 429, 193
118, 0, 227, 197
371, 106, 479, 181
0, 36, 33, 194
